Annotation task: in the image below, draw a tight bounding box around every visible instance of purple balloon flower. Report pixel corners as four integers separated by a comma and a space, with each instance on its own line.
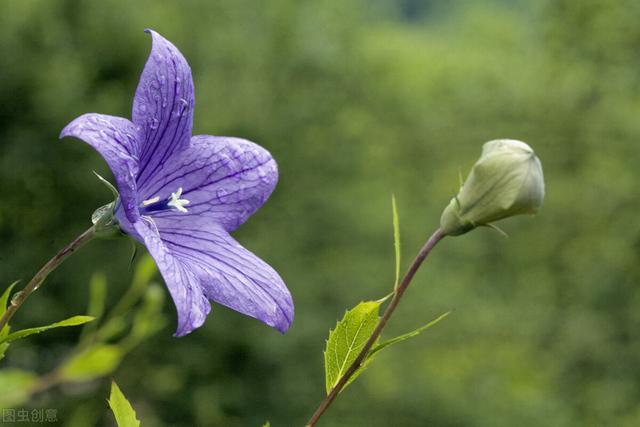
60, 30, 293, 336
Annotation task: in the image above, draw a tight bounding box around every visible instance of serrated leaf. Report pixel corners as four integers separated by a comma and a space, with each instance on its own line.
108, 381, 141, 427
0, 315, 95, 344
391, 194, 401, 288
368, 311, 450, 358
0, 369, 37, 407
59, 344, 122, 382
324, 301, 381, 394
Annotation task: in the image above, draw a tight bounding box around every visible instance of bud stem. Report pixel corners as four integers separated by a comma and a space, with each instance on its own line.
305, 228, 446, 427
0, 225, 96, 332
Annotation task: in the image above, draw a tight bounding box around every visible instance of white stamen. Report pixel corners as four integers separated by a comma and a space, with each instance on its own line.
167, 187, 190, 213
142, 196, 160, 206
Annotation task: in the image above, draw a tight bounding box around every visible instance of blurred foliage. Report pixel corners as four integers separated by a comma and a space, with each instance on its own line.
0, 256, 165, 420
1, 0, 639, 426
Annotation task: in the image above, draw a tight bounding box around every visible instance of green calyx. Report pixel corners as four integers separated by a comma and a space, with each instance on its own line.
91, 172, 122, 239
92, 202, 121, 238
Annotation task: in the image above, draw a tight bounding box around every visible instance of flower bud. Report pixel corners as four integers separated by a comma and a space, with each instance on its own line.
439, 139, 544, 236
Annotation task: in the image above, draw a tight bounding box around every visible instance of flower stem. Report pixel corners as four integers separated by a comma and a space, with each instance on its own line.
305, 228, 446, 427
0, 225, 96, 332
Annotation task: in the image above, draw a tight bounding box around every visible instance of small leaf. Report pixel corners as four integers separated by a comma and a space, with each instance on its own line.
368, 311, 450, 358
120, 285, 167, 352
130, 285, 166, 340
0, 315, 95, 344
0, 342, 9, 362
81, 274, 107, 339
0, 281, 18, 315
262, 422, 271, 427
342, 313, 450, 390
96, 317, 128, 342
131, 255, 157, 293
0, 281, 19, 336
108, 380, 141, 427
0, 369, 37, 407
87, 274, 107, 320
59, 344, 122, 382
391, 195, 401, 288
110, 255, 157, 318
324, 301, 381, 394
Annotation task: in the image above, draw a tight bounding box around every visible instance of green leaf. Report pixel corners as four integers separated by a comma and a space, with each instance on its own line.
125, 285, 167, 347
108, 380, 141, 427
391, 195, 401, 288
0, 369, 37, 407
110, 255, 157, 318
81, 274, 107, 339
0, 281, 19, 336
87, 273, 107, 320
262, 422, 271, 427
59, 344, 122, 382
0, 342, 9, 362
0, 315, 95, 344
368, 311, 450, 358
119, 285, 167, 352
324, 301, 381, 394
0, 281, 18, 316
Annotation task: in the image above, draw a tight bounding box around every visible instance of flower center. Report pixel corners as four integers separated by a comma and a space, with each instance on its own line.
140, 187, 190, 214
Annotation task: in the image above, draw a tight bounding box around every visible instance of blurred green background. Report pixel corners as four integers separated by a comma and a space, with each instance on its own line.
1, 0, 640, 426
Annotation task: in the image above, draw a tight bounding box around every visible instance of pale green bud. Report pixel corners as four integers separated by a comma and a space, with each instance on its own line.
440, 139, 544, 236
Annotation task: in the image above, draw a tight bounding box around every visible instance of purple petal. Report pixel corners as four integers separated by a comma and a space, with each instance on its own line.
154, 221, 293, 333
59, 113, 141, 223
139, 135, 279, 232
133, 29, 195, 189
132, 219, 211, 337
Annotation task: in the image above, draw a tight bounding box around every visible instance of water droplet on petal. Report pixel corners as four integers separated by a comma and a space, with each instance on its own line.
149, 117, 159, 129
216, 189, 229, 201
258, 168, 271, 184
176, 98, 189, 109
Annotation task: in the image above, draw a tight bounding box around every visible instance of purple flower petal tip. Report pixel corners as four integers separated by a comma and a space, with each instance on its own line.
62, 31, 293, 336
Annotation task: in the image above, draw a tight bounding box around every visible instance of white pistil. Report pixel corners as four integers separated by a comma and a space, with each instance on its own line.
167, 187, 190, 213
142, 196, 161, 206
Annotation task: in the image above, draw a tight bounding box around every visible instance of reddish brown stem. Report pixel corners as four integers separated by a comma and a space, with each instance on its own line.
306, 228, 446, 426
0, 226, 95, 331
